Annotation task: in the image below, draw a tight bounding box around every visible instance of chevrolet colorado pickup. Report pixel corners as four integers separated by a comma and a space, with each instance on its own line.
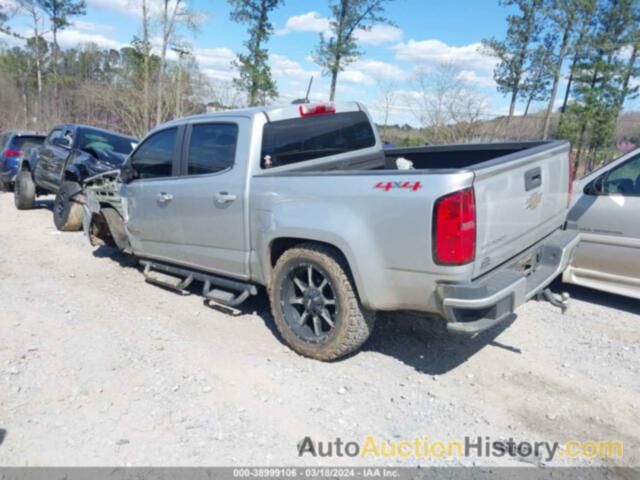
83, 102, 579, 360
14, 124, 137, 231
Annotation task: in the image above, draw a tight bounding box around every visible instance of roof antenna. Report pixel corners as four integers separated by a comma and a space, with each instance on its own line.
292, 75, 314, 104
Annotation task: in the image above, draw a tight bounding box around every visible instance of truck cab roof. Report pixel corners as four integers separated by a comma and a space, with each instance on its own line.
152, 101, 366, 133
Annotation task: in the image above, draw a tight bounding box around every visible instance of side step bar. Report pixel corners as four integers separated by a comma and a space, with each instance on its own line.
141, 260, 257, 307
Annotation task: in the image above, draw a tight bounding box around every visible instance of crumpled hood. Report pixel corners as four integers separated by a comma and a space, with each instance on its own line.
74, 148, 127, 176
86, 148, 127, 170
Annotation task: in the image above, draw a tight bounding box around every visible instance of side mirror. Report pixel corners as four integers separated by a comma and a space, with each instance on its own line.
52, 137, 71, 148
119, 161, 138, 183
586, 174, 606, 195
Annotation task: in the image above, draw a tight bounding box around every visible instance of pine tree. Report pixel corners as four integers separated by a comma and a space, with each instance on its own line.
519, 33, 556, 116
229, 0, 284, 106
542, 0, 596, 139
482, 0, 544, 120
559, 0, 639, 170
313, 0, 394, 102
36, 0, 86, 116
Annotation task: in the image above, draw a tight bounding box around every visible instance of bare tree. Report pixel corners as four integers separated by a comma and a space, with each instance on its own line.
154, 0, 201, 125
205, 78, 244, 110
375, 78, 397, 141
408, 64, 488, 145
17, 0, 46, 123
141, 0, 151, 131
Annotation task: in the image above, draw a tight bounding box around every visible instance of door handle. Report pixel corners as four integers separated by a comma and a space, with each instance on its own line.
216, 192, 237, 203
157, 192, 173, 203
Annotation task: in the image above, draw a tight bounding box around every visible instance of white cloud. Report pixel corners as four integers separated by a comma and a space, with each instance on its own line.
0, 24, 122, 50
0, 0, 19, 12
201, 67, 235, 81
72, 20, 115, 34
277, 12, 401, 46
353, 59, 404, 80
270, 53, 319, 80
276, 11, 330, 36
340, 69, 374, 85
190, 47, 236, 80
84, 0, 195, 19
85, 0, 136, 16
331, 60, 405, 86
393, 39, 496, 72
355, 25, 402, 46
56, 29, 124, 49
456, 69, 495, 88
193, 47, 235, 68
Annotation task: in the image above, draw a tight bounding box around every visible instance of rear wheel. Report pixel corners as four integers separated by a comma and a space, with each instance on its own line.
53, 181, 83, 231
14, 170, 36, 210
270, 243, 375, 361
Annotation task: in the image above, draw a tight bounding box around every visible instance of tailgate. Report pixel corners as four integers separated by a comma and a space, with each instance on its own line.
472, 141, 571, 278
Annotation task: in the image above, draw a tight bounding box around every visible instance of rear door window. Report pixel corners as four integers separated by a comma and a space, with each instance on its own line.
186, 123, 238, 175
260, 111, 375, 168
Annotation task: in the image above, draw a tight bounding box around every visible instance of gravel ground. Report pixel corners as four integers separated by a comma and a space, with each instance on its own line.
0, 192, 638, 468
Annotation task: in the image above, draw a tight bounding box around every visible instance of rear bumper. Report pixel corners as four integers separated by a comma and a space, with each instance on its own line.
438, 228, 580, 334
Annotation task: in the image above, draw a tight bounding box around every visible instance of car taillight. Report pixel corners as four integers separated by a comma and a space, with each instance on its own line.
568, 152, 575, 208
433, 188, 476, 265
3, 149, 21, 157
299, 102, 336, 117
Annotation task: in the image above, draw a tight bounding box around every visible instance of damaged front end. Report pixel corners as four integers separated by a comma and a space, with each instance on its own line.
82, 171, 131, 252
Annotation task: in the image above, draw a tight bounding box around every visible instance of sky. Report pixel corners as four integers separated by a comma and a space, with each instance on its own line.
1, 0, 637, 125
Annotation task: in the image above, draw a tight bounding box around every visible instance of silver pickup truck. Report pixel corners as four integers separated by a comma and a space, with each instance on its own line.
83, 102, 579, 360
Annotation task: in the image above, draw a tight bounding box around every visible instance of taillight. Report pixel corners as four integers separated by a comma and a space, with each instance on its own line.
3, 149, 21, 157
567, 152, 575, 208
299, 102, 336, 117
433, 188, 476, 265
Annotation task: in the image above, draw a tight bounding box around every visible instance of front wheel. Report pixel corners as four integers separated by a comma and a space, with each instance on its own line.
53, 181, 84, 231
270, 243, 375, 361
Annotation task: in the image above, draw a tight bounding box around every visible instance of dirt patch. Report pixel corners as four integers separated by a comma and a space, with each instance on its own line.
0, 193, 638, 467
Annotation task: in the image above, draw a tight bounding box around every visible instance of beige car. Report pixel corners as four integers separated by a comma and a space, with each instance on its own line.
564, 148, 640, 299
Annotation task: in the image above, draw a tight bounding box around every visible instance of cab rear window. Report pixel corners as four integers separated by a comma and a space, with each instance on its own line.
11, 136, 44, 150
260, 111, 375, 169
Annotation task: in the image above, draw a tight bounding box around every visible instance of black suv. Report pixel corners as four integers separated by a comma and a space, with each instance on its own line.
14, 124, 138, 231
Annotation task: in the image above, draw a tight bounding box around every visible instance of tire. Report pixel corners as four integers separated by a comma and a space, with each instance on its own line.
53, 181, 84, 231
270, 243, 375, 361
13, 170, 36, 210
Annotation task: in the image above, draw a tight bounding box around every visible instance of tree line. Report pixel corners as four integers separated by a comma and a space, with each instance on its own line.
0, 0, 395, 135
483, 0, 640, 170
0, 0, 638, 173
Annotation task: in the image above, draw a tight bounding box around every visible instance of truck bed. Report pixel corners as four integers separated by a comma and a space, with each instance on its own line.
261, 141, 555, 174
383, 142, 547, 170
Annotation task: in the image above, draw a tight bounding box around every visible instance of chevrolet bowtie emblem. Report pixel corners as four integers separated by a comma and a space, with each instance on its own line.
526, 192, 542, 210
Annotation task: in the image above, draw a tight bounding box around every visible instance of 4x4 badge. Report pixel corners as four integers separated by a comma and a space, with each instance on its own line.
374, 181, 422, 192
